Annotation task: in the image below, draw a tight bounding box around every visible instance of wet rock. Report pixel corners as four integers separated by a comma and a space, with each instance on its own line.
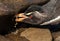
5, 28, 52, 41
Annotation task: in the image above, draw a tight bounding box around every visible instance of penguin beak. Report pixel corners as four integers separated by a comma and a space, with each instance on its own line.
15, 13, 28, 22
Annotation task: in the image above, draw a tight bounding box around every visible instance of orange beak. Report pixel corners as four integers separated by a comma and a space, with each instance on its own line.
15, 13, 28, 22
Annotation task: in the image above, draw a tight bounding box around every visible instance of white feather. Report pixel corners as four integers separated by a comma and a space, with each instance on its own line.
40, 16, 60, 25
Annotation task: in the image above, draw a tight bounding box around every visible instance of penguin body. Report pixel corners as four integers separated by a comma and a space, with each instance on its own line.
22, 0, 60, 25
22, 5, 50, 25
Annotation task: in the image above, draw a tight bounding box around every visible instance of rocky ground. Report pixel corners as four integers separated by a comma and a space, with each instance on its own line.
0, 0, 60, 41
5, 28, 52, 41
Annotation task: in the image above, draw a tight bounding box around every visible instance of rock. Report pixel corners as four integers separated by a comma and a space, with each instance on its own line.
5, 28, 28, 41
5, 28, 52, 41
0, 0, 49, 16
0, 35, 12, 41
20, 28, 52, 41
55, 37, 60, 41
52, 31, 60, 41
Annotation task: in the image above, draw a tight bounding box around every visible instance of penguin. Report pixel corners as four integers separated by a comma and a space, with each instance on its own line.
15, 5, 50, 25
15, 0, 60, 26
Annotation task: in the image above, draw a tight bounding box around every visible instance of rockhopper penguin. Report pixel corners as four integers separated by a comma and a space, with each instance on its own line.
15, 5, 60, 25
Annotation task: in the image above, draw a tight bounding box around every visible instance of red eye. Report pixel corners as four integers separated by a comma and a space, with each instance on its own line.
29, 15, 32, 19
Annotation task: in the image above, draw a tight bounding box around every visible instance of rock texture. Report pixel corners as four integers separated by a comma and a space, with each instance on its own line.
52, 31, 60, 41
5, 28, 52, 41
5, 28, 27, 41
0, 0, 49, 15
0, 35, 12, 41
20, 28, 52, 41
